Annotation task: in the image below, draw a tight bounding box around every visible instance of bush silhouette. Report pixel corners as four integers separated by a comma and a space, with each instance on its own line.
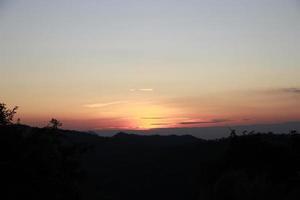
48, 118, 62, 129
0, 102, 18, 125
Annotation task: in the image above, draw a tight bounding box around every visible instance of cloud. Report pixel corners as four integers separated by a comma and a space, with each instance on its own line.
179, 118, 230, 125
263, 87, 300, 95
140, 88, 153, 92
151, 123, 171, 126
84, 101, 127, 108
142, 116, 189, 120
141, 117, 168, 120
130, 88, 153, 92
282, 88, 300, 94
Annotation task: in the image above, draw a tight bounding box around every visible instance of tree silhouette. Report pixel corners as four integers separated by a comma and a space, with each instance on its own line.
0, 102, 18, 125
16, 118, 21, 125
48, 118, 62, 129
229, 128, 237, 138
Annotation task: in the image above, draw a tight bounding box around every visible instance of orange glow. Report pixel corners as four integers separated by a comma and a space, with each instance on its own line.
13, 89, 300, 130
122, 103, 180, 130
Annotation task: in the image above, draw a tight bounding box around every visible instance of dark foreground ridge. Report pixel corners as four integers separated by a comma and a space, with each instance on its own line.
1, 125, 300, 200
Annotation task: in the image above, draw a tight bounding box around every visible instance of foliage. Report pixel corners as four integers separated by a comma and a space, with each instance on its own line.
0, 102, 18, 125
0, 125, 83, 200
48, 118, 63, 129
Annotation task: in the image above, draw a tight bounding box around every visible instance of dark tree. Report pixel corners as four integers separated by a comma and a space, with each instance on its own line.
48, 118, 62, 129
229, 128, 237, 138
0, 102, 18, 125
290, 130, 298, 135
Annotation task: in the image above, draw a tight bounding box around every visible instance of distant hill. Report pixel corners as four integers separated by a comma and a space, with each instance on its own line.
94, 121, 300, 139
112, 131, 199, 146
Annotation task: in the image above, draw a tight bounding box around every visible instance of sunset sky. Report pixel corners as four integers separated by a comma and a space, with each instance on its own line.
1, 0, 300, 130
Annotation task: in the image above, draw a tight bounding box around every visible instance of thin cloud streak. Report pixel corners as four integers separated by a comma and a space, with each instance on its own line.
261, 87, 300, 95
84, 101, 128, 108
141, 117, 168, 120
179, 119, 231, 125
141, 116, 189, 120
282, 88, 300, 94
151, 123, 172, 126
130, 88, 154, 92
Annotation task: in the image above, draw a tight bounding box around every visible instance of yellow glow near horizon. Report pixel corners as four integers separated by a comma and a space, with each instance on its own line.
127, 104, 177, 129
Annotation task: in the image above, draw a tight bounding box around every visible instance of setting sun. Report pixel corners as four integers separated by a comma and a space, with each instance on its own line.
127, 104, 177, 129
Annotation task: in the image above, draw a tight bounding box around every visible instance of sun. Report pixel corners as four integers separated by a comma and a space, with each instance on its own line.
126, 104, 176, 130
88, 101, 181, 130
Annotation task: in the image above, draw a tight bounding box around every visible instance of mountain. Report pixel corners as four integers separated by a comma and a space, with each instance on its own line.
94, 121, 300, 139
112, 131, 199, 146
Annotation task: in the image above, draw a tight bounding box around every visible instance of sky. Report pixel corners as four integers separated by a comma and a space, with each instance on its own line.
0, 0, 300, 130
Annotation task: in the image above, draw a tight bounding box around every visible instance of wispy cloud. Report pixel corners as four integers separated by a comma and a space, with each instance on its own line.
179, 118, 230, 125
130, 88, 154, 92
142, 116, 189, 120
151, 123, 172, 126
141, 117, 167, 120
281, 88, 300, 94
262, 87, 300, 95
84, 101, 127, 108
